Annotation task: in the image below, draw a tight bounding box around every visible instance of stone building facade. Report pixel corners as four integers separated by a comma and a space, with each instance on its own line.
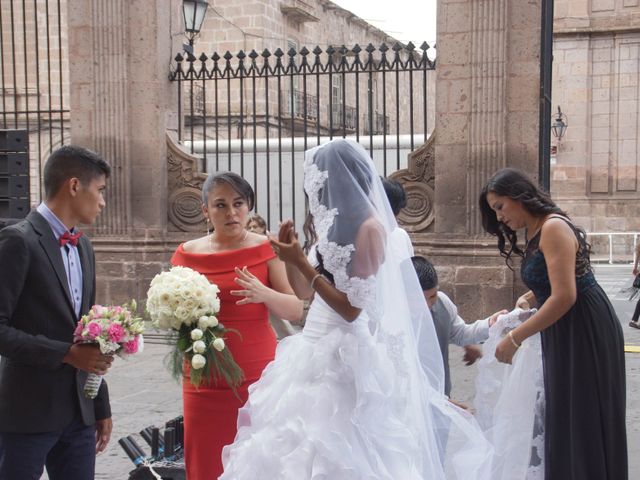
179, 0, 435, 148
0, 0, 569, 320
551, 0, 640, 258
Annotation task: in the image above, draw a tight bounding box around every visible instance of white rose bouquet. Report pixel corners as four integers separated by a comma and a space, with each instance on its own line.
146, 266, 244, 392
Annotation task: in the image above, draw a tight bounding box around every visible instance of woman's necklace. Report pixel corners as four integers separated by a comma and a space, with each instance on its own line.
209, 228, 249, 252
525, 217, 545, 250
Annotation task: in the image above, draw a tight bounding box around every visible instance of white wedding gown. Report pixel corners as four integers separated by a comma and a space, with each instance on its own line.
221, 139, 497, 479
222, 295, 434, 479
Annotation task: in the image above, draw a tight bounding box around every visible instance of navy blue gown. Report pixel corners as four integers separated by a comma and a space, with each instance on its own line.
522, 216, 627, 480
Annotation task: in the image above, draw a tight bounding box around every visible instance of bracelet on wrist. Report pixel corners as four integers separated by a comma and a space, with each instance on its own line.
310, 273, 323, 290
508, 330, 521, 348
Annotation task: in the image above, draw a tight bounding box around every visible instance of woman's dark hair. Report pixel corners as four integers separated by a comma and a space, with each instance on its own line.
479, 168, 566, 267
381, 177, 407, 216
202, 172, 255, 210
302, 139, 374, 284
302, 197, 336, 284
43, 145, 111, 199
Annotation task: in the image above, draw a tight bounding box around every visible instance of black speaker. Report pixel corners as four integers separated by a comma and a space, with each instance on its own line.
0, 152, 29, 175
0, 129, 29, 223
0, 130, 28, 152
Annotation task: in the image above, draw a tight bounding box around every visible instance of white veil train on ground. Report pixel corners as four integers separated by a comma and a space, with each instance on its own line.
474, 308, 545, 480
304, 139, 496, 479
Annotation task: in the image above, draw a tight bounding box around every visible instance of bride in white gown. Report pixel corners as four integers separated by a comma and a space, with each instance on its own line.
220, 139, 495, 479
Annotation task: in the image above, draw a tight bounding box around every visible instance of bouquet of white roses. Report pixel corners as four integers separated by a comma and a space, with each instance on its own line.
73, 301, 145, 398
146, 266, 244, 392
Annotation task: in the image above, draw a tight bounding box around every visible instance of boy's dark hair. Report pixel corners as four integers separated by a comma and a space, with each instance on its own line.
43, 146, 111, 199
411, 255, 438, 291
381, 177, 408, 216
202, 171, 255, 210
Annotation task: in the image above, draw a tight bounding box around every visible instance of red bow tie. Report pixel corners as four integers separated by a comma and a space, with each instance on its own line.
59, 231, 83, 247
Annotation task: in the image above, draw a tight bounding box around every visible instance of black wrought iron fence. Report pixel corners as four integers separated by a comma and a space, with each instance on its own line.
0, 0, 70, 200
169, 42, 435, 228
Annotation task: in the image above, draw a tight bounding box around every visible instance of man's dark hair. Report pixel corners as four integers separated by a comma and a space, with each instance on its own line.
381, 177, 407, 216
411, 255, 438, 291
202, 171, 255, 210
43, 145, 111, 199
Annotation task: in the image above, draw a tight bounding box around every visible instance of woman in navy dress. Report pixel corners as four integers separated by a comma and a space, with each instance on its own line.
479, 168, 627, 480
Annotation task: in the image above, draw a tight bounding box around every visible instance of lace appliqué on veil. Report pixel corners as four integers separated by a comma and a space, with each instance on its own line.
304, 161, 377, 312
377, 330, 409, 379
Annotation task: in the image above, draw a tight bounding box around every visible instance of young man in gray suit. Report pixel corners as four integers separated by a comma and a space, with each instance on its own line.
0, 146, 114, 480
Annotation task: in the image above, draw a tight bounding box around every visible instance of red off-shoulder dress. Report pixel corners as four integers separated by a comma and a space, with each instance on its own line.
171, 241, 278, 479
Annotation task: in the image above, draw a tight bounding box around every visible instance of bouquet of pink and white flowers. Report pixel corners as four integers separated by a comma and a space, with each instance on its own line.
146, 266, 244, 392
73, 301, 145, 398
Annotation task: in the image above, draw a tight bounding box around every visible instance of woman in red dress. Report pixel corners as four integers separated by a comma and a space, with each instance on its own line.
171, 172, 303, 479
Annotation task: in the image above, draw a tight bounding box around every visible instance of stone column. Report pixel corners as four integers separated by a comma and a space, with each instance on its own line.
412, 0, 543, 317
67, 0, 183, 303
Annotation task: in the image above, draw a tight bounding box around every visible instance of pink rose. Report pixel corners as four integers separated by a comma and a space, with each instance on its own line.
107, 323, 126, 343
86, 321, 102, 339
73, 321, 84, 339
92, 305, 106, 317
123, 336, 139, 354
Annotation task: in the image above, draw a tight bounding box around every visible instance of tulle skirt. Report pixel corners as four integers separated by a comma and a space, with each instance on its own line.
220, 297, 495, 480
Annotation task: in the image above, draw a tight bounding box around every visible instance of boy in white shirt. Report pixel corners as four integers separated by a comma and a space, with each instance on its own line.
411, 256, 505, 397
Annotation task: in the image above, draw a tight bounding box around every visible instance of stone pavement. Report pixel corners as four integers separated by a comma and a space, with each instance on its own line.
89, 264, 639, 479
94, 342, 182, 480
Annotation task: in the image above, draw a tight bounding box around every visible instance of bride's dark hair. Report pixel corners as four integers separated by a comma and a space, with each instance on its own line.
302, 139, 374, 283
479, 168, 566, 268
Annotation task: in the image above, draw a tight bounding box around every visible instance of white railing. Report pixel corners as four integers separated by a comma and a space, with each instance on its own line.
585, 232, 640, 264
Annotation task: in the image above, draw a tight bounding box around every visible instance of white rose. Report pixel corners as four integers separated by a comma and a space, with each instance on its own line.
212, 337, 225, 352
198, 316, 210, 329
159, 292, 171, 305
191, 354, 206, 370
182, 298, 196, 312
193, 340, 206, 354
209, 316, 219, 327
191, 328, 203, 340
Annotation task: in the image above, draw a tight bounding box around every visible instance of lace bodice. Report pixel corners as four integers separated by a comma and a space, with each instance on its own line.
521, 216, 596, 305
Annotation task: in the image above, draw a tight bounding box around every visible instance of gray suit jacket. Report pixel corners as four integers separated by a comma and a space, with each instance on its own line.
0, 210, 110, 433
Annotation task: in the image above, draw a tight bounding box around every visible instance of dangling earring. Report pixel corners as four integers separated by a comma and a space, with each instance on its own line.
206, 217, 211, 236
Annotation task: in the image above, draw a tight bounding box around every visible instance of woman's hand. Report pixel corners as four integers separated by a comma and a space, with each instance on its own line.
633, 266, 638, 276
488, 309, 508, 327
269, 220, 306, 267
230, 266, 273, 305
515, 293, 531, 310
495, 334, 519, 364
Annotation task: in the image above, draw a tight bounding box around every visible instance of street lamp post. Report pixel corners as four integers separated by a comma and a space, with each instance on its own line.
551, 105, 568, 141
182, 0, 209, 49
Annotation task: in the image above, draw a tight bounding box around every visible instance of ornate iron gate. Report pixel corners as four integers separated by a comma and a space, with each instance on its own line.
0, 0, 70, 201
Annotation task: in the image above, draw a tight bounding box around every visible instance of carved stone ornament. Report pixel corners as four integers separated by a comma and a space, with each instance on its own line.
388, 132, 435, 232
166, 133, 208, 232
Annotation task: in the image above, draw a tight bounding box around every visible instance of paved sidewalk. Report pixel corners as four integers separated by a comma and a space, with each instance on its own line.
94, 341, 182, 480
